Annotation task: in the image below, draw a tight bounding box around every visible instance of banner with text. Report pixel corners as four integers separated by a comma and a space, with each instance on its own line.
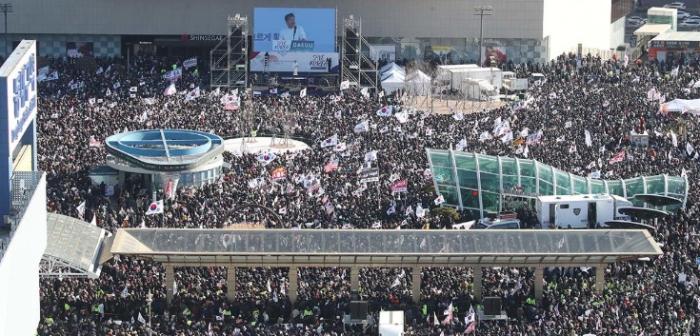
250, 52, 339, 73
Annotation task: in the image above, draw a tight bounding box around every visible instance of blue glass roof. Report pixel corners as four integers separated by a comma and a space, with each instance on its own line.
105, 129, 224, 171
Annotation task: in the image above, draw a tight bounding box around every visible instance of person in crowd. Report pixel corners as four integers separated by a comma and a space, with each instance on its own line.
34, 53, 700, 335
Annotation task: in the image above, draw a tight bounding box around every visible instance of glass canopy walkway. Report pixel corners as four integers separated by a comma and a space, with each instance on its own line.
108, 228, 661, 302
426, 149, 688, 217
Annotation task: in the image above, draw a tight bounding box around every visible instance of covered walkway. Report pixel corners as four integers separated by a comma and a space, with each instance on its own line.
109, 228, 661, 303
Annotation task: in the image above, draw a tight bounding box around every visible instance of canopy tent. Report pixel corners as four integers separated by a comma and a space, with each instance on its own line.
405, 70, 431, 96
380, 62, 405, 76
660, 99, 700, 115
381, 69, 405, 81
382, 72, 406, 95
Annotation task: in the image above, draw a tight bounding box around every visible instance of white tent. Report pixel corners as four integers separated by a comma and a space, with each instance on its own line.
660, 98, 700, 116
380, 62, 405, 76
381, 69, 405, 81
405, 70, 431, 96
381, 72, 406, 95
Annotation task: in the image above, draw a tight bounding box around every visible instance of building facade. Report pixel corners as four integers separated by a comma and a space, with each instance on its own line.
0, 40, 47, 336
6, 0, 629, 64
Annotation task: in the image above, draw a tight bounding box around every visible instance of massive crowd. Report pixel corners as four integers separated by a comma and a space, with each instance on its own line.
34, 53, 700, 335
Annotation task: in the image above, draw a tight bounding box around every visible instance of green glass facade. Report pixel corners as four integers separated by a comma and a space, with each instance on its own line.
427, 149, 688, 217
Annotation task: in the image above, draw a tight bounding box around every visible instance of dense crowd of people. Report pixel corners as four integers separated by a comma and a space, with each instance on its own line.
33, 52, 700, 335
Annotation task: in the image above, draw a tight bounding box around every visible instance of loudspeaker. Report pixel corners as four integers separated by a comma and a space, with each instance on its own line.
349, 301, 368, 320
483, 297, 502, 315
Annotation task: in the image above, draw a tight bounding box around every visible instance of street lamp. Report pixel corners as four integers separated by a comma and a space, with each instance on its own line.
0, 3, 12, 58
474, 5, 493, 66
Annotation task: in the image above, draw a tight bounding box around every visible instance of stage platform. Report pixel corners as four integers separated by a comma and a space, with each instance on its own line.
402, 96, 506, 115
224, 137, 311, 156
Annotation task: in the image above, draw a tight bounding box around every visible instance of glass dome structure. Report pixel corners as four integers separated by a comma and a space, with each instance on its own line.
426, 149, 688, 217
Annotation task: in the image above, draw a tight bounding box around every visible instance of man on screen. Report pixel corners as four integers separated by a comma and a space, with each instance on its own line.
279, 13, 307, 41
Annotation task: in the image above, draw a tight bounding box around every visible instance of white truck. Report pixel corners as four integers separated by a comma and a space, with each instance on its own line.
536, 194, 632, 229
502, 71, 528, 92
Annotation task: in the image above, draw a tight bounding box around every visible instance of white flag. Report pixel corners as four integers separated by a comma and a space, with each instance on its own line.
76, 201, 86, 219
415, 203, 425, 218
321, 134, 339, 148
671, 131, 678, 147
364, 150, 378, 162
453, 111, 464, 121
185, 87, 201, 101
585, 130, 593, 147
146, 200, 164, 215
478, 131, 493, 142
340, 80, 350, 90
455, 138, 467, 151
354, 120, 370, 133
686, 142, 695, 156
394, 111, 409, 124
256, 152, 277, 165
360, 87, 369, 98
299, 88, 307, 98
434, 195, 445, 205
138, 312, 146, 324
163, 83, 177, 96
376, 106, 393, 117
129, 86, 138, 93
183, 57, 198, 69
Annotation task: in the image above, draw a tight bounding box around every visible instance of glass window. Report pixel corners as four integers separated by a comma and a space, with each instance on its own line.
625, 177, 645, 198
480, 172, 500, 193
430, 152, 452, 168
607, 180, 624, 196
553, 169, 571, 190
454, 153, 476, 170
573, 176, 588, 194
481, 192, 500, 214
521, 177, 537, 194
439, 186, 460, 206
457, 169, 479, 189
537, 162, 553, 183
667, 176, 686, 197
460, 188, 480, 209
500, 157, 517, 175
539, 181, 553, 196
645, 176, 665, 195
590, 179, 605, 194
502, 175, 519, 192
555, 186, 569, 196
433, 166, 455, 185
478, 155, 499, 174
555, 170, 571, 194
518, 160, 536, 177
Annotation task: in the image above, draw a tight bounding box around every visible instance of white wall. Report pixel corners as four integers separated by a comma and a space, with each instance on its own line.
0, 175, 47, 336
610, 16, 626, 49
542, 0, 612, 59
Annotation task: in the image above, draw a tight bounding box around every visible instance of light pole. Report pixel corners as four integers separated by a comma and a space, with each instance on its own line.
474, 5, 493, 66
0, 3, 11, 58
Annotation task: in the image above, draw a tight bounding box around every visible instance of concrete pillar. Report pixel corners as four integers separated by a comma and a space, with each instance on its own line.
595, 264, 606, 293
350, 266, 360, 293
288, 266, 298, 303
165, 264, 174, 303
226, 266, 237, 301
534, 266, 544, 302
473, 267, 483, 300
412, 267, 422, 302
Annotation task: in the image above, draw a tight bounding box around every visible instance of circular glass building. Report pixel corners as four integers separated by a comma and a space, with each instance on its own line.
103, 129, 225, 189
